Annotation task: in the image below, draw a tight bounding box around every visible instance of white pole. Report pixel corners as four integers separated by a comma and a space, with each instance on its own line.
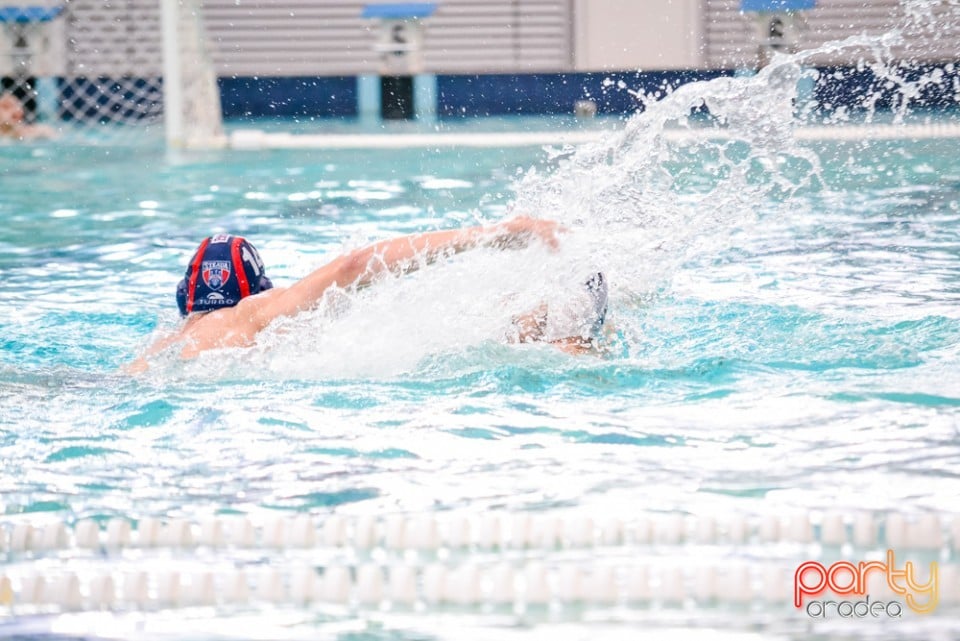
160, 0, 183, 148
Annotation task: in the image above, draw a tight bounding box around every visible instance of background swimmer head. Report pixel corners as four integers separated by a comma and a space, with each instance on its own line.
0, 93, 25, 127
175, 235, 273, 316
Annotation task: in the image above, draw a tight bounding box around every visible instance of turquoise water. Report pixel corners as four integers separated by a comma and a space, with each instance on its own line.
2, 60, 960, 639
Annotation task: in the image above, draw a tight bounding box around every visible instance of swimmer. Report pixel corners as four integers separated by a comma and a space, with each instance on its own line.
0, 92, 56, 141
129, 217, 571, 372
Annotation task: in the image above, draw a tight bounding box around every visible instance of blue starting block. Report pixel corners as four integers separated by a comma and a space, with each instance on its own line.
741, 0, 814, 11
0, 5, 67, 122
0, 6, 63, 23
740, 0, 814, 67
361, 3, 437, 20
360, 3, 438, 123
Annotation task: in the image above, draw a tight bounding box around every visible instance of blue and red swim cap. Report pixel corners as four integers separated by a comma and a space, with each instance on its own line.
175, 234, 273, 316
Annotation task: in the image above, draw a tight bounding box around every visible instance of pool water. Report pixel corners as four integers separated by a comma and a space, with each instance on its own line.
2, 26, 960, 641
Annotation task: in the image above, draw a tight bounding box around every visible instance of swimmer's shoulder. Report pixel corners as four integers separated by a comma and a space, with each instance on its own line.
182, 288, 288, 351
126, 288, 288, 373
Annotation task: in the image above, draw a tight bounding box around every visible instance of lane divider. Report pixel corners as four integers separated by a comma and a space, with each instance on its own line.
793, 121, 960, 141
227, 122, 960, 150
2, 559, 955, 613
2, 511, 959, 556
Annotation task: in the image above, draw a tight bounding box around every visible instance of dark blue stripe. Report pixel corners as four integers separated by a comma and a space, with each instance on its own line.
40, 65, 960, 122
436, 70, 735, 117
811, 63, 960, 113
217, 76, 358, 118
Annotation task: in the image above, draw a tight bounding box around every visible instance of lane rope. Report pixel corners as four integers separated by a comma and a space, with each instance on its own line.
227, 123, 960, 150
2, 510, 957, 555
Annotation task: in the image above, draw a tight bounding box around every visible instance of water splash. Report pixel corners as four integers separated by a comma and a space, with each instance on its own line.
141, 0, 960, 381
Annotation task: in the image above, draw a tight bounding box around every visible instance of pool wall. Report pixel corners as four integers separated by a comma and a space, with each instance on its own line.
5, 1, 959, 127
216, 64, 960, 120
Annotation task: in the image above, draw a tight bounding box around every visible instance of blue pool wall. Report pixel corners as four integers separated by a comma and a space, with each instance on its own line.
216, 64, 960, 120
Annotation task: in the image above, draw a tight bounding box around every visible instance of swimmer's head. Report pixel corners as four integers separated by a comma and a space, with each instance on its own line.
0, 93, 24, 126
535, 271, 609, 342
175, 234, 273, 316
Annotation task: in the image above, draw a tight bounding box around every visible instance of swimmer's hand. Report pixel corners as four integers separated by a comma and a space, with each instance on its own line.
496, 216, 564, 250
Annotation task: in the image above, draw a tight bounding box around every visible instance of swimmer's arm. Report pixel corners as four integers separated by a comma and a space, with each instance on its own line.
253, 216, 561, 324
4, 124, 56, 142
23, 124, 57, 140
350, 216, 561, 282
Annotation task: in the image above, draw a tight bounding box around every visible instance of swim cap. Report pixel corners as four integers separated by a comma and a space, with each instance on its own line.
175, 234, 273, 316
539, 271, 609, 342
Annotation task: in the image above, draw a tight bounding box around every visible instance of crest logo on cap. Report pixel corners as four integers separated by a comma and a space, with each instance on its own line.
201, 260, 231, 290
